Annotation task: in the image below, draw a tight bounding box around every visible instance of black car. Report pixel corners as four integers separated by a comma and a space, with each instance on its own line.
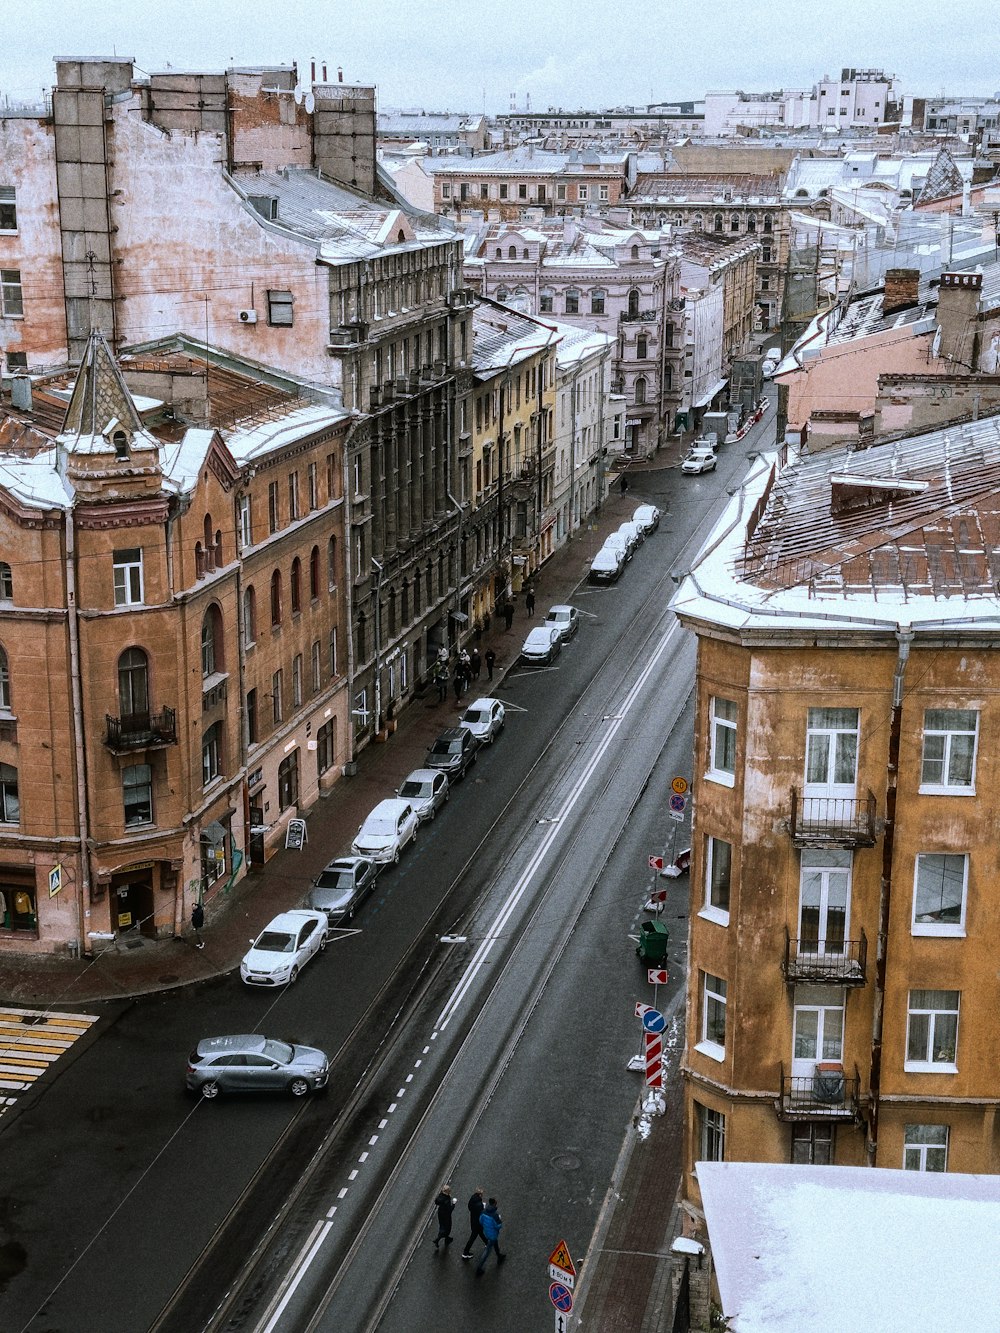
425, 726, 478, 780
306, 856, 380, 928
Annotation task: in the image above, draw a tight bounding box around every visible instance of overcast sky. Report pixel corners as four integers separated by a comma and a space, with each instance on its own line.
3, 0, 999, 113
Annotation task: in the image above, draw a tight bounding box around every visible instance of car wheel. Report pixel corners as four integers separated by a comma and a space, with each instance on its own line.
289, 1078, 310, 1098
319, 935, 327, 951
393, 847, 400, 865
428, 805, 436, 821
201, 1081, 220, 1100
288, 965, 299, 984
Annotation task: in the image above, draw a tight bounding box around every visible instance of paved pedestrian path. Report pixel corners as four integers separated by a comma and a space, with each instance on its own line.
0, 1005, 100, 1113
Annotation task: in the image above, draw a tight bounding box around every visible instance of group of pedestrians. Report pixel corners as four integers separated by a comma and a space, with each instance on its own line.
432, 1185, 506, 1274
433, 642, 498, 705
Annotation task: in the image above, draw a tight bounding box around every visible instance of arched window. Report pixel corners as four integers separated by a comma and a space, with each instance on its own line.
0, 562, 12, 601
763, 214, 773, 233
495, 248, 502, 259
327, 535, 337, 590
634, 376, 647, 405
508, 245, 517, 259
496, 287, 509, 303
627, 288, 640, 319
692, 212, 703, 229
309, 545, 320, 599
291, 557, 302, 614
201, 605, 223, 677
664, 363, 673, 391
565, 288, 580, 314
631, 245, 639, 259
0, 762, 19, 824
270, 570, 282, 626
118, 647, 149, 720
747, 213, 757, 233
591, 288, 606, 315
215, 528, 223, 566
243, 585, 257, 646
637, 335, 648, 360
397, 228, 405, 242
731, 213, 740, 232
714, 212, 723, 233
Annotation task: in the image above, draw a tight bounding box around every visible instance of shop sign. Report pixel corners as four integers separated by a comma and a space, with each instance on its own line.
248, 767, 264, 790
117, 911, 132, 928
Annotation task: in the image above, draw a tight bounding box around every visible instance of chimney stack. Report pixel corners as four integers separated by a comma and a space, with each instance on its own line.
883, 267, 921, 314
936, 270, 983, 367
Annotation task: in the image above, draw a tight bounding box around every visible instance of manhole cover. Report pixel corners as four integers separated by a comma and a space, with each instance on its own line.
550, 1152, 581, 1172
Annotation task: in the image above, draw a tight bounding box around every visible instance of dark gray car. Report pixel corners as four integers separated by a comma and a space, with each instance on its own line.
425, 726, 478, 780
306, 856, 380, 928
186, 1034, 329, 1099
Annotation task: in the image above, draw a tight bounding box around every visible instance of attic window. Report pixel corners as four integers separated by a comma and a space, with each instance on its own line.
829, 473, 929, 515
112, 430, 129, 460
397, 229, 405, 242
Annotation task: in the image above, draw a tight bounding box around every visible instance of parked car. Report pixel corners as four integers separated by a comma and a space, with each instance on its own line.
425, 726, 478, 781
544, 604, 580, 641
681, 444, 718, 475
240, 909, 327, 987
306, 856, 380, 927
588, 546, 625, 584
632, 503, 660, 534
521, 625, 562, 665
601, 532, 631, 563
396, 768, 450, 822
186, 1033, 329, 1099
351, 797, 420, 863
617, 520, 644, 555
460, 697, 506, 745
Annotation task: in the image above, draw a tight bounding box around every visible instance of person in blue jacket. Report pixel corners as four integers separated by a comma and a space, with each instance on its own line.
475, 1197, 506, 1274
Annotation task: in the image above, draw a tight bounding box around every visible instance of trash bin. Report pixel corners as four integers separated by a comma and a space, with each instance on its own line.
636, 919, 670, 964
67, 939, 80, 959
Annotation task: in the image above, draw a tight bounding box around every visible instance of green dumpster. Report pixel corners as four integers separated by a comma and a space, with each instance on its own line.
636, 919, 669, 964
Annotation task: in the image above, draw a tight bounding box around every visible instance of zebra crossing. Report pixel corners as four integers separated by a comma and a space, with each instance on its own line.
0, 1005, 100, 1114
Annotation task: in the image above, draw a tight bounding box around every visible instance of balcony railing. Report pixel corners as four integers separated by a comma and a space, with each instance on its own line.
105, 707, 177, 752
783, 927, 867, 986
777, 1062, 862, 1121
789, 788, 877, 847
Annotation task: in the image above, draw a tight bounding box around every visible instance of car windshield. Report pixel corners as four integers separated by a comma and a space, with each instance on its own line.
361, 818, 396, 836
316, 868, 352, 889
432, 740, 461, 755
261, 1039, 295, 1063
399, 780, 430, 798
254, 931, 296, 953
547, 610, 568, 623
462, 708, 486, 723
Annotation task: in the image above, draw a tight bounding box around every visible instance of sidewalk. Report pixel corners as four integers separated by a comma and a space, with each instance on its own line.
0, 473, 689, 1331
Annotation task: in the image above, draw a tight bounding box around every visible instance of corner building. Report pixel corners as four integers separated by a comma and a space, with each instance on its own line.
671, 416, 1000, 1243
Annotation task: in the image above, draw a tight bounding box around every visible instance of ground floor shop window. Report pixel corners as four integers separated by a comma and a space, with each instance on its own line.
0, 872, 36, 932
201, 820, 228, 888
316, 719, 337, 776
278, 751, 299, 811
904, 1123, 948, 1172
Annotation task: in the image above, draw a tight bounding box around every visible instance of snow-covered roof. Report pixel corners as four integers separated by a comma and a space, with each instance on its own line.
698, 1161, 1000, 1333
671, 413, 1000, 636
471, 301, 560, 376
222, 402, 350, 464
549, 321, 613, 368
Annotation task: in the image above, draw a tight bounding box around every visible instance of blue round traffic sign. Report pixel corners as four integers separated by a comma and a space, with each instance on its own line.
668, 793, 686, 813
642, 1008, 666, 1033
549, 1282, 574, 1312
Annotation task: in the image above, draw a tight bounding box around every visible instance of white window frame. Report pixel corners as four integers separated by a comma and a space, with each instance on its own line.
707, 696, 737, 786
697, 972, 727, 1061
903, 1123, 949, 1172
578, 184, 589, 201
905, 989, 959, 1072
805, 706, 859, 795
0, 268, 23, 318
911, 853, 968, 937
113, 549, 144, 607
0, 185, 16, 233
700, 836, 731, 926
237, 495, 252, 550
919, 709, 978, 794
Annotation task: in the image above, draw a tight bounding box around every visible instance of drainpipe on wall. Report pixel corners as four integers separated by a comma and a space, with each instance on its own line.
65, 510, 94, 956
867, 625, 912, 1166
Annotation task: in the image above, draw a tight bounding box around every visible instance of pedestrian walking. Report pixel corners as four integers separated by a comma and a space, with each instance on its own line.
432, 1184, 456, 1249
485, 648, 496, 682
620, 472, 629, 495
470, 647, 482, 680
461, 1187, 486, 1259
525, 585, 535, 616
475, 1197, 506, 1274
435, 662, 448, 703
191, 901, 205, 949
453, 671, 463, 702
503, 600, 515, 632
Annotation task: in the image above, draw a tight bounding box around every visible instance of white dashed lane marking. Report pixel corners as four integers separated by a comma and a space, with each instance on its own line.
0, 1006, 100, 1112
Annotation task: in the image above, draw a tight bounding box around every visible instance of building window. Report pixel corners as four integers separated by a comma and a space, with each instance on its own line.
709, 697, 737, 781
714, 212, 723, 233
270, 570, 282, 626
747, 214, 757, 233
762, 246, 772, 263
0, 762, 19, 823
482, 184, 490, 201
793, 990, 844, 1070
122, 763, 152, 826
117, 648, 149, 720
238, 495, 252, 550
599, 184, 609, 201
634, 376, 647, 405
0, 646, 10, 711
0, 562, 12, 601
699, 973, 727, 1057
288, 471, 300, 521
278, 751, 300, 811
268, 481, 279, 534
636, 334, 648, 360
499, 183, 508, 200
591, 289, 606, 315
565, 288, 580, 315
627, 288, 640, 318
763, 215, 773, 234
791, 1122, 834, 1165
704, 838, 732, 920
920, 709, 977, 792
805, 707, 859, 792
799, 850, 851, 956
903, 1124, 948, 1172
201, 722, 223, 786
201, 606, 222, 678
0, 186, 16, 231
246, 688, 258, 745
579, 185, 589, 201
317, 718, 336, 774
308, 545, 320, 600
697, 1103, 726, 1162
290, 557, 302, 614
243, 585, 257, 646
906, 989, 959, 1070
292, 653, 303, 708
311, 639, 322, 693
113, 549, 144, 606
329, 626, 339, 677
271, 669, 283, 724
0, 269, 23, 318
730, 213, 740, 232
307, 462, 318, 510
912, 854, 968, 936
540, 289, 554, 313
518, 183, 527, 200
267, 289, 294, 327
328, 535, 338, 590
442, 183, 452, 199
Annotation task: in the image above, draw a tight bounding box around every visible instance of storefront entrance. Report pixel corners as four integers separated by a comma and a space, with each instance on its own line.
110, 870, 155, 938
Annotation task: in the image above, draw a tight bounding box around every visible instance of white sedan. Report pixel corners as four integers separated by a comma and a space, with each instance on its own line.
351, 797, 420, 864
681, 445, 717, 475
240, 909, 327, 987
460, 697, 506, 744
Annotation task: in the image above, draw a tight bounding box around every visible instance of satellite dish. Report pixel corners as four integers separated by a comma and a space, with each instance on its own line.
293, 85, 304, 106
305, 90, 316, 114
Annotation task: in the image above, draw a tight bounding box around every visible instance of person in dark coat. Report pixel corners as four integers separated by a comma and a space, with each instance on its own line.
503, 601, 515, 631
470, 646, 482, 680
435, 661, 448, 703
461, 1187, 486, 1259
525, 585, 536, 616
485, 648, 496, 682
433, 1184, 455, 1248
191, 901, 205, 949
453, 671, 463, 702
475, 1197, 506, 1274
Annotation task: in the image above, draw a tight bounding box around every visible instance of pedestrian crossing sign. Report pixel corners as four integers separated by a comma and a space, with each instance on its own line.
548, 1239, 576, 1279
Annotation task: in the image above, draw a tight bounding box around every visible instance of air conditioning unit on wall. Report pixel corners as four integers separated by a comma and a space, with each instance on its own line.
238, 309, 257, 324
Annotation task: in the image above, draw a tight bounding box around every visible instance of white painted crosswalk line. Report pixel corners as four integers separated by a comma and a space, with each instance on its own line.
0, 1006, 100, 1113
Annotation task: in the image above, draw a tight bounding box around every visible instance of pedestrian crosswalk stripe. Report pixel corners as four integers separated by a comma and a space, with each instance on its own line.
0, 1006, 100, 1110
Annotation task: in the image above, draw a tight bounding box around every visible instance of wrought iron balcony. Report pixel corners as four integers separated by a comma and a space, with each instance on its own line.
105, 707, 177, 752
789, 788, 877, 847
783, 927, 867, 986
776, 1062, 862, 1122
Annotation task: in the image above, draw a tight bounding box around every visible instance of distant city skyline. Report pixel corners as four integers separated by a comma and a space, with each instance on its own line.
2, 0, 999, 114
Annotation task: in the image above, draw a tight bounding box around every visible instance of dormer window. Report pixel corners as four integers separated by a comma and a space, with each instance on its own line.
113, 430, 129, 460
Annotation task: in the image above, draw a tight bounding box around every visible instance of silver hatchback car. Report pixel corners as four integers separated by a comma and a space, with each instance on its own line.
186, 1034, 330, 1099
